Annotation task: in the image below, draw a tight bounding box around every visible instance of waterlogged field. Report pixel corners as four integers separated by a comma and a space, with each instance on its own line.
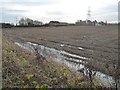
2, 25, 119, 87
3, 26, 118, 64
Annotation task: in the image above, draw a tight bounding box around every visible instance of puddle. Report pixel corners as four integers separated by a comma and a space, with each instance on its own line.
78, 47, 84, 50
15, 41, 115, 87
60, 44, 65, 47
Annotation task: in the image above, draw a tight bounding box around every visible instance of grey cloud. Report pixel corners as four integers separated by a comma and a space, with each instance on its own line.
1, 0, 59, 3
92, 4, 118, 23
93, 4, 118, 17
118, 1, 120, 22
1, 0, 60, 6
0, 7, 25, 23
93, 12, 117, 22
46, 11, 65, 15
102, 4, 118, 12
1, 12, 23, 23
3, 8, 28, 13
0, 8, 28, 19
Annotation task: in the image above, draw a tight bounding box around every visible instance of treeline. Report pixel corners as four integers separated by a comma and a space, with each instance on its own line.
75, 20, 107, 26
18, 18, 43, 27
1, 17, 118, 28
18, 18, 72, 27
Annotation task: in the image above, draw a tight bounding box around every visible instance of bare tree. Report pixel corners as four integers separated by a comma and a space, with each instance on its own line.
18, 17, 43, 26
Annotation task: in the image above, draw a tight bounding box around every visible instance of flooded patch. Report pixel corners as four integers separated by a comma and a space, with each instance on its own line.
15, 41, 115, 87
60, 44, 65, 47
78, 47, 84, 50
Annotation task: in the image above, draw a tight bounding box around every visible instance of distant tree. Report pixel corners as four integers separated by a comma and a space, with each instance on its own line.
86, 20, 93, 25
19, 18, 26, 26
105, 21, 107, 25
75, 20, 83, 25
18, 17, 43, 26
33, 20, 43, 26
26, 18, 34, 26
99, 21, 107, 25
93, 20, 97, 26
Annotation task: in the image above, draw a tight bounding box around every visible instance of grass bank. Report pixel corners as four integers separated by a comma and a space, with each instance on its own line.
2, 36, 102, 88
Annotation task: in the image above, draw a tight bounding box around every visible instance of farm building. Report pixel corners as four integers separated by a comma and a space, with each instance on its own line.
49, 21, 68, 26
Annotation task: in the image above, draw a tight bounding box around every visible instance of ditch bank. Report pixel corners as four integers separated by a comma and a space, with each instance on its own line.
15, 41, 115, 87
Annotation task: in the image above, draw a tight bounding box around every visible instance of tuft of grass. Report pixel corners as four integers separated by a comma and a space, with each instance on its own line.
18, 58, 29, 67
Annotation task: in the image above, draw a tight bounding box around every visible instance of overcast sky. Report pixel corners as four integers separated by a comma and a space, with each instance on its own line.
0, 0, 119, 24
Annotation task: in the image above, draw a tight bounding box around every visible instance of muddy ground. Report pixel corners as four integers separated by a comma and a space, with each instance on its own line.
2, 25, 118, 75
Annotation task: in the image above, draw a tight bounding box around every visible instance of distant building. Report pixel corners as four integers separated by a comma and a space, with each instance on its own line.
59, 22, 68, 26
0, 23, 14, 28
95, 22, 102, 26
49, 21, 60, 26
49, 21, 68, 26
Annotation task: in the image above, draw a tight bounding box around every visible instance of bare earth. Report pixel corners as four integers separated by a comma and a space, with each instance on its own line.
3, 25, 118, 74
